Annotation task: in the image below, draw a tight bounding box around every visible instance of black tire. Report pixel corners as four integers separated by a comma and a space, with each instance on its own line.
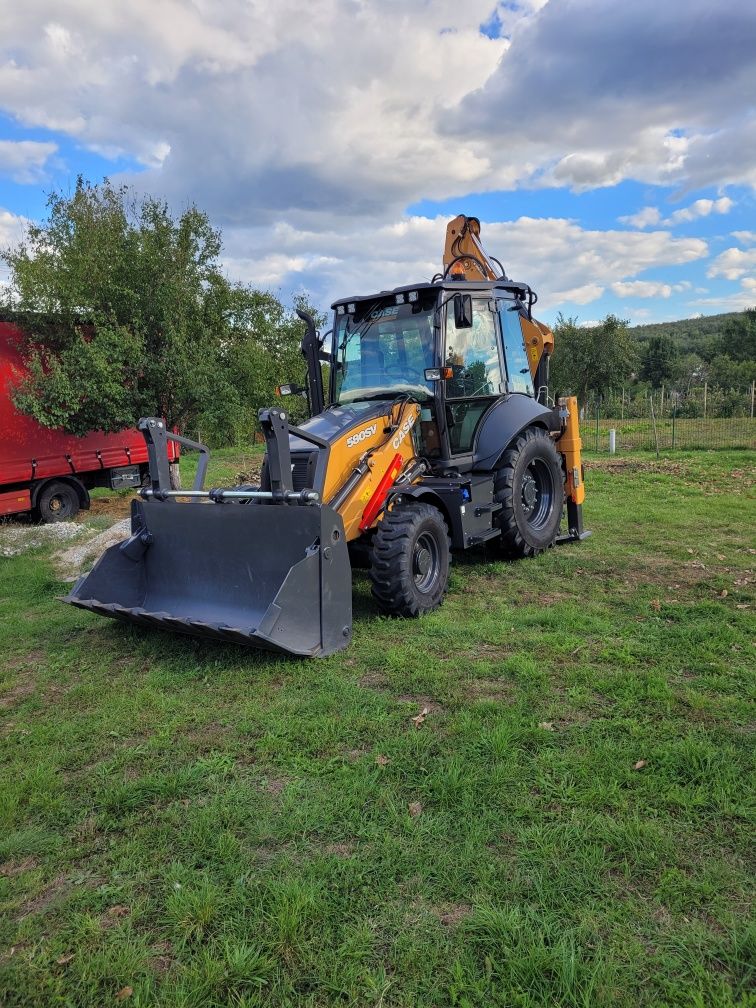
36, 480, 80, 523
493, 426, 564, 558
369, 501, 450, 617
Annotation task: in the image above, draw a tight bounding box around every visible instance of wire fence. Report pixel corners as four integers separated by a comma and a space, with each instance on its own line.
584, 383, 756, 453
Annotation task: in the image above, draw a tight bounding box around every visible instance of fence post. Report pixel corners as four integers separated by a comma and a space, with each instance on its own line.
621, 387, 625, 421
751, 381, 755, 420
650, 395, 660, 460
703, 381, 708, 419
595, 398, 600, 452
609, 429, 616, 454
671, 400, 676, 450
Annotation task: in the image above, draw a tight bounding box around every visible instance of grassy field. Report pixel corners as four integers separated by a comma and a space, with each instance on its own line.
1, 449, 754, 1007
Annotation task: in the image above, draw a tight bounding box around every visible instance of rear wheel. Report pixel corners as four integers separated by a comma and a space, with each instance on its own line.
494, 427, 564, 558
369, 501, 450, 617
36, 480, 80, 523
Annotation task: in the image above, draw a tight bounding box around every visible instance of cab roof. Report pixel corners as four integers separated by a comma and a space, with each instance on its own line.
330, 277, 535, 311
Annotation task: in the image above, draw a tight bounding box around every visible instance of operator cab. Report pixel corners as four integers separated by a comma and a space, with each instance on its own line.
330, 279, 542, 467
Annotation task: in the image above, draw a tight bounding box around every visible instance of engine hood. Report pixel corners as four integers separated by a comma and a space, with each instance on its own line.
289, 401, 392, 451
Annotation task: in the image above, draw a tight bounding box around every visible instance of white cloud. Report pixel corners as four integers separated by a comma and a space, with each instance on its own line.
551, 283, 605, 305
0, 207, 29, 247
692, 276, 756, 310
0, 0, 748, 325
0, 0, 754, 233
217, 214, 708, 317
732, 231, 756, 245
663, 196, 733, 225
707, 247, 756, 280
0, 140, 58, 183
611, 280, 672, 299
0, 208, 31, 293
450, 0, 756, 193
619, 206, 662, 229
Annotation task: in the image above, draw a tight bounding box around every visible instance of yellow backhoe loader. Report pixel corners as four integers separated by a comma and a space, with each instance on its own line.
66, 216, 588, 656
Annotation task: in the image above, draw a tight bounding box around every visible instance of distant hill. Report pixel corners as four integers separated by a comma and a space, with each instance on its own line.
629, 311, 749, 359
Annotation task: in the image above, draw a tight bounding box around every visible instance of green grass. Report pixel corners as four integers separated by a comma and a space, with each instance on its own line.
587, 416, 755, 452
1, 449, 754, 1007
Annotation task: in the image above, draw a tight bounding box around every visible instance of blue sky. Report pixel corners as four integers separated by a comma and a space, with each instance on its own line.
1, 1, 755, 326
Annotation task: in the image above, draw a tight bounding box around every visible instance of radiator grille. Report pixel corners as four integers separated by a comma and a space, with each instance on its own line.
291, 451, 315, 491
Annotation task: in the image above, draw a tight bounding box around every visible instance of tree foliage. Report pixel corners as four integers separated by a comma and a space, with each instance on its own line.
639, 334, 680, 387
1, 178, 314, 444
719, 307, 756, 363
549, 313, 638, 404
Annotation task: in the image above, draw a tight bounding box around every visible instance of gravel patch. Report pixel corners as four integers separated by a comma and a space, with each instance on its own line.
53, 519, 130, 582
0, 522, 89, 558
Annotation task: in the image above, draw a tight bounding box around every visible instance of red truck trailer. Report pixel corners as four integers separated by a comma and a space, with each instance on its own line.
0, 318, 179, 521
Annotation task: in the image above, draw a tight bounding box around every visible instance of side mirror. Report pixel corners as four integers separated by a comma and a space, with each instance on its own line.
276, 383, 307, 397
424, 367, 454, 382
453, 293, 473, 329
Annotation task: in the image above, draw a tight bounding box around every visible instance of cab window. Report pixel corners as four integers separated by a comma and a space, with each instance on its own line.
498, 303, 534, 395
444, 300, 503, 454
445, 301, 503, 399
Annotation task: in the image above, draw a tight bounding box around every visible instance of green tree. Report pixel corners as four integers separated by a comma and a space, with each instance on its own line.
1, 178, 311, 445
719, 307, 756, 362
549, 313, 637, 404
638, 334, 680, 387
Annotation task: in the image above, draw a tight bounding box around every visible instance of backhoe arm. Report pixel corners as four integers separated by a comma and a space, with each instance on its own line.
443, 215, 500, 281
443, 215, 553, 388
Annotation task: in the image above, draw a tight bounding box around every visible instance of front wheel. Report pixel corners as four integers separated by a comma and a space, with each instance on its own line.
494, 426, 564, 558
369, 501, 450, 617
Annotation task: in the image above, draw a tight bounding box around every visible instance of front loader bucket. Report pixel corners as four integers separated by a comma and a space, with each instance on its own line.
65, 498, 353, 657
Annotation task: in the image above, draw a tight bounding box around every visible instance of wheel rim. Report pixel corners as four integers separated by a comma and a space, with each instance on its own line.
45, 491, 73, 519
413, 530, 440, 593
521, 459, 555, 530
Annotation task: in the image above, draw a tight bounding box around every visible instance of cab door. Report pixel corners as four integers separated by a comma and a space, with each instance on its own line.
444, 298, 505, 455
496, 299, 535, 396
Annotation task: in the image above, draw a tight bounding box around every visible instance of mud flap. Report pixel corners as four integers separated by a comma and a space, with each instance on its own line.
64, 498, 353, 657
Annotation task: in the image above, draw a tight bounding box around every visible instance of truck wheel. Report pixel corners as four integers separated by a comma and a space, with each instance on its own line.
494, 427, 564, 558
36, 481, 80, 523
369, 501, 450, 617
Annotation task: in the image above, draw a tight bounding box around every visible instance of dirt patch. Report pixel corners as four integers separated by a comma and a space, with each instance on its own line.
359, 671, 391, 690
234, 463, 263, 484
463, 678, 515, 703
321, 840, 357, 858
586, 458, 689, 477
0, 857, 39, 878
262, 775, 288, 796
0, 674, 37, 710
150, 940, 176, 976
6, 650, 45, 673
432, 903, 472, 927
0, 521, 89, 558
183, 722, 231, 751
52, 518, 130, 581
88, 495, 135, 520
100, 904, 131, 929
16, 874, 69, 920
397, 695, 444, 714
